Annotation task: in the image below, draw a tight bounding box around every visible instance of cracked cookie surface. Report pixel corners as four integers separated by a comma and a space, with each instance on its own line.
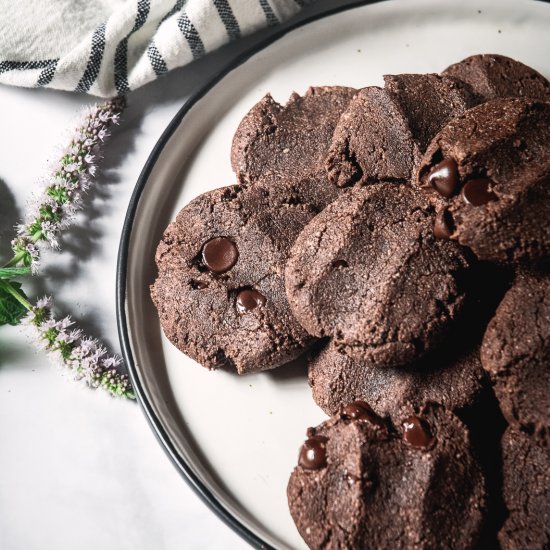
308, 339, 486, 417
150, 184, 318, 374
231, 86, 356, 211
443, 53, 550, 102
481, 270, 550, 445
417, 98, 550, 264
287, 403, 487, 550
325, 74, 477, 187
499, 427, 550, 550
285, 183, 472, 368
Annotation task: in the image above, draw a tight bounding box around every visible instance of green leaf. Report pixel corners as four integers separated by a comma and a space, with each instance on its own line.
47, 185, 70, 204
0, 266, 31, 279
0, 281, 29, 326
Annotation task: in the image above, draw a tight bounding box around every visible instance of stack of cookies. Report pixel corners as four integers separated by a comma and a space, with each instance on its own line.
151, 54, 550, 549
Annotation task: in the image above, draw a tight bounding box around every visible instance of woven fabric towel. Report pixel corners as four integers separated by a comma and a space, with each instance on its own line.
0, 0, 306, 97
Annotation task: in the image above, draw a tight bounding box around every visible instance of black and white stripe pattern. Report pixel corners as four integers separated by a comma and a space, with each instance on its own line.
114, 0, 151, 95
146, 43, 169, 77
37, 61, 59, 87
75, 23, 107, 93
177, 12, 206, 60
0, 60, 57, 74
213, 0, 241, 40
259, 0, 280, 26
0, 0, 303, 97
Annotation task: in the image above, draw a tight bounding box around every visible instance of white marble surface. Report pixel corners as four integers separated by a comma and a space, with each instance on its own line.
0, 2, 356, 548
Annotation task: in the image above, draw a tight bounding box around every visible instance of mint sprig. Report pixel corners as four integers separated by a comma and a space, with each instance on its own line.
0, 266, 31, 279
0, 97, 133, 398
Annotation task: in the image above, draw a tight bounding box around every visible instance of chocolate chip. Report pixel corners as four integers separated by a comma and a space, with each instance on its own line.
190, 280, 208, 290
427, 158, 460, 198
236, 289, 266, 313
342, 401, 386, 428
202, 237, 238, 274
299, 436, 328, 470
461, 178, 498, 206
433, 209, 455, 239
402, 416, 435, 448
332, 259, 348, 269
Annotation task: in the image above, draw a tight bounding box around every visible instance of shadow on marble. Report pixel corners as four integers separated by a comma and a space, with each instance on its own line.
0, 177, 20, 264
0, 330, 26, 368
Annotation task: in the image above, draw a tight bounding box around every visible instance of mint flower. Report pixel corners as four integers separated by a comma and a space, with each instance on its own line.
1, 97, 133, 399
23, 297, 134, 399
8, 97, 125, 272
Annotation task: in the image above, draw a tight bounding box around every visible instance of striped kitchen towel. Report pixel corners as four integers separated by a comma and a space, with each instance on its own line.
0, 0, 308, 97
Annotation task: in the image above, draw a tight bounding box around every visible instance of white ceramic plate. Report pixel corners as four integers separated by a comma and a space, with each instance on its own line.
117, 1, 550, 548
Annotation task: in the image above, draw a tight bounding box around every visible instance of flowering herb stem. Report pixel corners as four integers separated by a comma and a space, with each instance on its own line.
0, 97, 134, 399
23, 297, 134, 399
9, 97, 126, 272
3, 251, 27, 268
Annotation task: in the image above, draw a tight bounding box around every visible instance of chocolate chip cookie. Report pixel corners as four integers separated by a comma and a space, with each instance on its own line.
418, 97, 550, 264
231, 86, 356, 210
481, 270, 550, 445
443, 54, 550, 102
285, 183, 471, 368
499, 427, 550, 550
308, 339, 486, 417
151, 184, 318, 374
325, 74, 477, 187
287, 403, 487, 549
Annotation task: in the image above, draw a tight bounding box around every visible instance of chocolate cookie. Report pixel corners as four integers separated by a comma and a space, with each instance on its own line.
325, 74, 477, 187
481, 270, 550, 445
150, 184, 318, 374
443, 54, 550, 102
231, 86, 356, 210
417, 97, 550, 264
285, 183, 472, 368
499, 427, 550, 549
287, 403, 487, 549
308, 339, 486, 417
